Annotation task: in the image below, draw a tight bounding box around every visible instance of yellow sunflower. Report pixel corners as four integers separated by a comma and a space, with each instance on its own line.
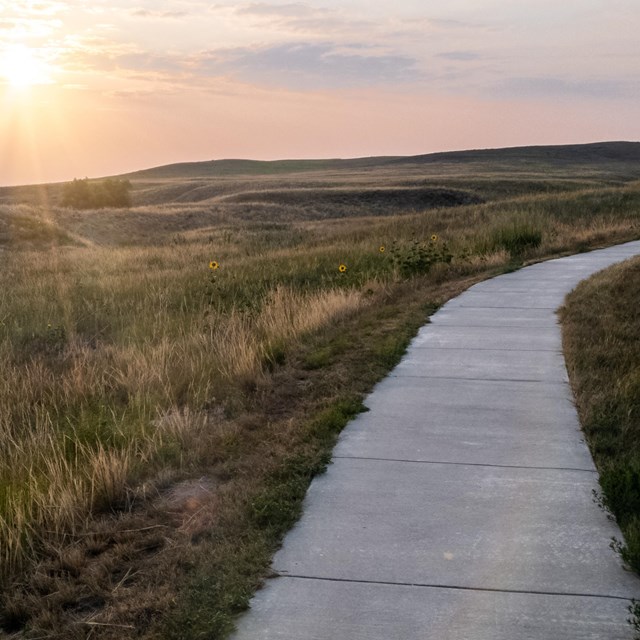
431, 234, 438, 242
338, 264, 347, 273
209, 260, 219, 270
379, 246, 385, 253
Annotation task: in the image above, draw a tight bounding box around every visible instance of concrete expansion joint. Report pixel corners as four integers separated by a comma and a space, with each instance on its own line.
331, 455, 598, 474
277, 574, 635, 602
429, 324, 558, 329
410, 346, 562, 353
389, 374, 554, 384
457, 305, 560, 310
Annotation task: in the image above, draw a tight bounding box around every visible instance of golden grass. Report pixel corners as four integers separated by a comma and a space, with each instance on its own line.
0, 241, 367, 585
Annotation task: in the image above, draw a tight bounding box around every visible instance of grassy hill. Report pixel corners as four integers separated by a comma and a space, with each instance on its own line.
122, 156, 403, 179
1, 142, 639, 215
122, 141, 640, 180
393, 140, 640, 165
0, 141, 637, 218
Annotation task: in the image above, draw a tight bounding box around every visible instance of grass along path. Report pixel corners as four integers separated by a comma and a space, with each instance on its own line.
561, 256, 640, 572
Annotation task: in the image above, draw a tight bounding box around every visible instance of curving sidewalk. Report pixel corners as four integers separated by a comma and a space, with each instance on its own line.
232, 241, 640, 640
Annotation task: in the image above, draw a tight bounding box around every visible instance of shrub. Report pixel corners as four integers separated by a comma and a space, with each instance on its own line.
62, 178, 132, 209
389, 237, 453, 276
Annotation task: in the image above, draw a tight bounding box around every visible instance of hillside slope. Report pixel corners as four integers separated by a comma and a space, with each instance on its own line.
122, 141, 640, 180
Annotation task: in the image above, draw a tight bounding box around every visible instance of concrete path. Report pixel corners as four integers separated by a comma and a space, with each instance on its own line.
232, 241, 640, 640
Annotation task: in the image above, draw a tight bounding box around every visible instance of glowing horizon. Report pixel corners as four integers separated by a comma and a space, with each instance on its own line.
1, 1, 639, 186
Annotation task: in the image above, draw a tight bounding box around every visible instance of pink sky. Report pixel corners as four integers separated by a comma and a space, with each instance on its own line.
1, 1, 639, 186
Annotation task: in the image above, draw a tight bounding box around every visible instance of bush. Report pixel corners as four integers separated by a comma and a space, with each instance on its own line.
62, 178, 132, 209
389, 237, 453, 277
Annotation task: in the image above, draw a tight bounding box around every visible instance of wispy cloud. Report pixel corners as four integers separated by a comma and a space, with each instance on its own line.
56, 35, 138, 72
229, 2, 374, 35
235, 3, 318, 18
56, 35, 420, 92
130, 9, 188, 19
436, 51, 480, 61
105, 86, 178, 99
498, 76, 640, 100
15, 1, 68, 16
0, 16, 63, 40
428, 17, 494, 31
195, 42, 419, 89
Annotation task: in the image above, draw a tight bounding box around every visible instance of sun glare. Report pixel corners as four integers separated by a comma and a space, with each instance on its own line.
1, 45, 52, 88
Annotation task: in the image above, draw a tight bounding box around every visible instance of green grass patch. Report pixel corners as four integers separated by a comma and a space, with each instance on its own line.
474, 220, 543, 259
302, 346, 333, 370
561, 256, 640, 572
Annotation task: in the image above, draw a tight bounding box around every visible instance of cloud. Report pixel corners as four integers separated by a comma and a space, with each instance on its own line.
229, 2, 374, 35
0, 16, 62, 39
54, 21, 420, 94
116, 52, 187, 75
436, 51, 480, 61
195, 42, 420, 89
499, 76, 640, 100
235, 3, 317, 18
130, 9, 188, 19
428, 18, 488, 30
106, 86, 178, 99
0, 1, 67, 42
16, 1, 67, 16
56, 35, 136, 71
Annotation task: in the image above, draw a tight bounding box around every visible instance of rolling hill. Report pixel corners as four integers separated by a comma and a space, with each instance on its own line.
121, 141, 640, 180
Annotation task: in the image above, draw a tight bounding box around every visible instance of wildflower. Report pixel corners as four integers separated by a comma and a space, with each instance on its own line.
431, 234, 438, 242
209, 260, 219, 270
379, 246, 385, 253
338, 264, 347, 273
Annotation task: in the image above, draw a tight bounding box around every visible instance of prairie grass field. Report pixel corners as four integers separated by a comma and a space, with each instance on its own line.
1, 144, 640, 637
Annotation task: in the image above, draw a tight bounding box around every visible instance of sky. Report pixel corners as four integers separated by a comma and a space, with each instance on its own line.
0, 0, 639, 186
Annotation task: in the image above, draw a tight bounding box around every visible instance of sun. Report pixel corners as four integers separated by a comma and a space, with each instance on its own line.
1, 45, 53, 88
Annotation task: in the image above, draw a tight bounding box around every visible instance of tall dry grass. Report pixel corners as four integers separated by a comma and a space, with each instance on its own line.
0, 241, 366, 581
